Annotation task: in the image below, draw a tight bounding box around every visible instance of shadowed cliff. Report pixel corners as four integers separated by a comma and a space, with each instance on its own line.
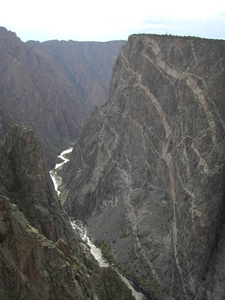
0, 26, 126, 166
0, 125, 135, 300
63, 34, 225, 299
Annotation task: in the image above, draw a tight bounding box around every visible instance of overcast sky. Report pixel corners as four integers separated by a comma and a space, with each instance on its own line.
2, 0, 225, 42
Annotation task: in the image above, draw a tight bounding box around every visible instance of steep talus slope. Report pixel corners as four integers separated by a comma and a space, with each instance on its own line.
0, 26, 125, 166
0, 125, 135, 299
63, 34, 225, 299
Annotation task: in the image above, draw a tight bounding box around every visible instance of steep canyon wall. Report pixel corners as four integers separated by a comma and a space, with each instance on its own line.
0, 125, 135, 299
63, 34, 225, 299
0, 27, 126, 166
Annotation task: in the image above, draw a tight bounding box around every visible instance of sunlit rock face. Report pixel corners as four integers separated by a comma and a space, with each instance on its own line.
0, 26, 126, 166
63, 34, 225, 299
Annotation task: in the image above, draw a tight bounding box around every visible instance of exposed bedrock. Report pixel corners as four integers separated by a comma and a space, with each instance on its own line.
0, 26, 125, 166
63, 34, 225, 299
0, 125, 135, 299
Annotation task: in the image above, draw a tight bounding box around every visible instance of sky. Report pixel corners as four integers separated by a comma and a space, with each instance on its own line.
1, 0, 225, 42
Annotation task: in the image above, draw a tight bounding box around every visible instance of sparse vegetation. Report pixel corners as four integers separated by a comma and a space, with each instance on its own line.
72, 263, 79, 271
93, 238, 168, 299
95, 240, 114, 263
129, 246, 137, 262
119, 232, 128, 238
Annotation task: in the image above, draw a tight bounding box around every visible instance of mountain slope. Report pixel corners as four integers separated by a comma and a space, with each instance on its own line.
0, 26, 126, 166
0, 125, 135, 299
63, 34, 225, 299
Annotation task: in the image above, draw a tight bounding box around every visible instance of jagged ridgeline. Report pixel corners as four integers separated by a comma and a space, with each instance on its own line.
62, 34, 225, 299
0, 26, 126, 167
0, 125, 136, 300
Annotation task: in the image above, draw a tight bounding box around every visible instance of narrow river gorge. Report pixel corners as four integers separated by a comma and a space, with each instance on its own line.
50, 148, 153, 300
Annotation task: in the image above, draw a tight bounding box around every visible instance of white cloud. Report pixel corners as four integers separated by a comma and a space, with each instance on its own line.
1, 0, 225, 41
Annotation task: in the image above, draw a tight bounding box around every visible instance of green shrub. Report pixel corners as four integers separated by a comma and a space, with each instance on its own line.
119, 232, 128, 238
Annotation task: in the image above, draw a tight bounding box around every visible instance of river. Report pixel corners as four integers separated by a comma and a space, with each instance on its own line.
50, 147, 73, 195
50, 148, 151, 300
70, 218, 148, 300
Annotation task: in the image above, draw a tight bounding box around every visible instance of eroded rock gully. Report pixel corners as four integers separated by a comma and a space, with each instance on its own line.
0, 125, 135, 300
63, 34, 225, 299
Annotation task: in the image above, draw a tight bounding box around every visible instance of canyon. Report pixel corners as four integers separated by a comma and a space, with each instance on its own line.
0, 26, 125, 166
0, 26, 225, 299
62, 34, 225, 299
0, 125, 136, 299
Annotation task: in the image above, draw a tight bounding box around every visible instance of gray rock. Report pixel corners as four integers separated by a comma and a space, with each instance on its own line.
0, 125, 135, 300
63, 34, 225, 299
0, 26, 126, 167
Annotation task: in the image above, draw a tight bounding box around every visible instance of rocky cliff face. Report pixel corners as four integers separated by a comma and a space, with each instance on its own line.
0, 26, 125, 166
0, 125, 135, 299
63, 34, 225, 299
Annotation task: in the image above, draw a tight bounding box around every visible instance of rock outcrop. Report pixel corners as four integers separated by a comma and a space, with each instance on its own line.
63, 34, 225, 299
0, 125, 135, 299
0, 26, 126, 166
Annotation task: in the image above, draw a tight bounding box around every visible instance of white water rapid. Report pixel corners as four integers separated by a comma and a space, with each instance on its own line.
50, 148, 73, 195
70, 220, 108, 267
50, 148, 147, 300
70, 220, 146, 299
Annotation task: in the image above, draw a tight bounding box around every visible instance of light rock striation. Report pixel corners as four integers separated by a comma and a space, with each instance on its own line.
63, 34, 225, 299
